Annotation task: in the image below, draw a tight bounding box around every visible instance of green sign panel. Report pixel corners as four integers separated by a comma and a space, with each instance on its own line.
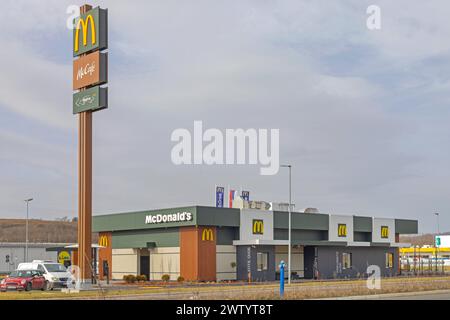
73, 7, 108, 57
73, 86, 108, 114
436, 236, 441, 247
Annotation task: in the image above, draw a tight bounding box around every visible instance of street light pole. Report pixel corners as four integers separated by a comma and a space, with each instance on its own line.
281, 165, 292, 285
435, 212, 440, 235
24, 198, 33, 262
434, 212, 440, 273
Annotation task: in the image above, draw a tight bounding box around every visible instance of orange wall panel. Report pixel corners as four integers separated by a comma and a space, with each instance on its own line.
180, 227, 199, 281
180, 226, 217, 282
98, 232, 112, 280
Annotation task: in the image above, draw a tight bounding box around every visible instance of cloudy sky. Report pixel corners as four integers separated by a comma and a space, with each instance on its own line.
1, 0, 449, 233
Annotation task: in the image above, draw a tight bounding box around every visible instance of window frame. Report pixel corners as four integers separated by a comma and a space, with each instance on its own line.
342, 252, 352, 269
256, 252, 268, 272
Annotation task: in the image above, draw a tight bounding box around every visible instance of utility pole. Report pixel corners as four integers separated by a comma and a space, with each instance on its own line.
281, 165, 292, 284
24, 198, 33, 262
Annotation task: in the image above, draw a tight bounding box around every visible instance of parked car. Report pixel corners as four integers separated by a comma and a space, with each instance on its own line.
17, 260, 71, 290
0, 270, 47, 292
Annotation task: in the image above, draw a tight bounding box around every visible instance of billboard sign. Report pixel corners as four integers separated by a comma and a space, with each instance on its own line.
73, 86, 108, 114
242, 191, 250, 201
73, 51, 107, 90
73, 7, 108, 57
435, 235, 450, 248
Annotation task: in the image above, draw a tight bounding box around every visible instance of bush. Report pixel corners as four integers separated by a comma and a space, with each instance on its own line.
137, 275, 147, 282
161, 274, 170, 282
177, 276, 185, 282
123, 274, 137, 283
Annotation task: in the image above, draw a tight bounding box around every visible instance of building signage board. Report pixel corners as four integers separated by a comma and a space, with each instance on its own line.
73, 7, 108, 57
73, 86, 108, 114
435, 235, 450, 248
73, 51, 107, 90
144, 211, 193, 225
241, 191, 250, 201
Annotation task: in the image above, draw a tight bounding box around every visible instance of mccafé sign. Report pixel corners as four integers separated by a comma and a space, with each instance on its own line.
145, 212, 193, 225
73, 51, 107, 90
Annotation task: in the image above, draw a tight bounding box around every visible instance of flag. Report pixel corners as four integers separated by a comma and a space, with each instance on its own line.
216, 186, 224, 208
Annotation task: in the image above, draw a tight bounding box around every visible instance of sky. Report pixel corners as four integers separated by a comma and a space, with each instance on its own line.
0, 0, 449, 234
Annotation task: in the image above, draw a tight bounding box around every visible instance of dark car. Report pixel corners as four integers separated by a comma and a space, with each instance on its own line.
0, 270, 47, 292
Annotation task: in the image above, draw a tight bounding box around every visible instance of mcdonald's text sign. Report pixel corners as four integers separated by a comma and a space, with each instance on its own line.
73, 7, 108, 57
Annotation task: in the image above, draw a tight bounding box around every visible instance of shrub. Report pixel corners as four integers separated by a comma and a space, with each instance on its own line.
123, 274, 137, 283
177, 276, 185, 282
137, 275, 147, 282
161, 274, 170, 282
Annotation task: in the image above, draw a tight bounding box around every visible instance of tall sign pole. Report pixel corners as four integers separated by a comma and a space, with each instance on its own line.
73, 4, 108, 283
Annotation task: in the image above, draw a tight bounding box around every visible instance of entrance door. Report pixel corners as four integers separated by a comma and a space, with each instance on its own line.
140, 256, 150, 280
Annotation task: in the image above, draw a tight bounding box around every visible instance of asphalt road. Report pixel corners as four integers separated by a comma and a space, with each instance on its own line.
373, 291, 450, 300
330, 289, 450, 300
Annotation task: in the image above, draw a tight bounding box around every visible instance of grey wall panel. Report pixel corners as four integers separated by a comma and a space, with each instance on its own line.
353, 216, 372, 232
354, 232, 371, 242
395, 219, 419, 234
216, 227, 239, 245
112, 228, 180, 249
274, 212, 329, 230
236, 245, 276, 282
316, 246, 398, 279
196, 207, 240, 227
274, 229, 327, 241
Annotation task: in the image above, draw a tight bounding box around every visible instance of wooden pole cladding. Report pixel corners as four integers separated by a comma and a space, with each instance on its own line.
77, 3, 93, 282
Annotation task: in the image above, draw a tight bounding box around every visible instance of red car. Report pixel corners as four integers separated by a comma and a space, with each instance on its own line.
0, 270, 47, 292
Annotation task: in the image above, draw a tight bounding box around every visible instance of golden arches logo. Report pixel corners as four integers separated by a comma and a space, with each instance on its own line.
338, 224, 347, 237
202, 228, 214, 241
252, 220, 264, 235
74, 14, 96, 53
99, 235, 109, 247
381, 226, 389, 239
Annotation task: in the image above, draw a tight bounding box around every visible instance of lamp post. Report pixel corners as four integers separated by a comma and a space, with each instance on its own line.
434, 212, 440, 273
24, 198, 33, 262
435, 212, 440, 235
281, 164, 292, 285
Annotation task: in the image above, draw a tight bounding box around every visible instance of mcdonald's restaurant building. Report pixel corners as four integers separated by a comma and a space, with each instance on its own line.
93, 206, 418, 282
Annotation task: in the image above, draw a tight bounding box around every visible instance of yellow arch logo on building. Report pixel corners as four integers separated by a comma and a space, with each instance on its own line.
381, 226, 389, 239
74, 14, 96, 53
58, 251, 70, 264
99, 235, 109, 247
202, 228, 214, 241
338, 224, 347, 237
253, 220, 264, 235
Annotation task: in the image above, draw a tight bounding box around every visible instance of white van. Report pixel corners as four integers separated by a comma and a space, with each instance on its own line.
17, 260, 71, 289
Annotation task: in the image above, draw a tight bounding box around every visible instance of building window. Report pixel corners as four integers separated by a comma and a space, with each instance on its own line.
342, 253, 352, 269
386, 253, 394, 268
257, 252, 268, 271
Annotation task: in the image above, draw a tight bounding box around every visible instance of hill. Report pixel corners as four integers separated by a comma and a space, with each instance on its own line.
0, 219, 97, 243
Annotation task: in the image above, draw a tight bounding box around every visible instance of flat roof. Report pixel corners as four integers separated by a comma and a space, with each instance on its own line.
92, 205, 418, 234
